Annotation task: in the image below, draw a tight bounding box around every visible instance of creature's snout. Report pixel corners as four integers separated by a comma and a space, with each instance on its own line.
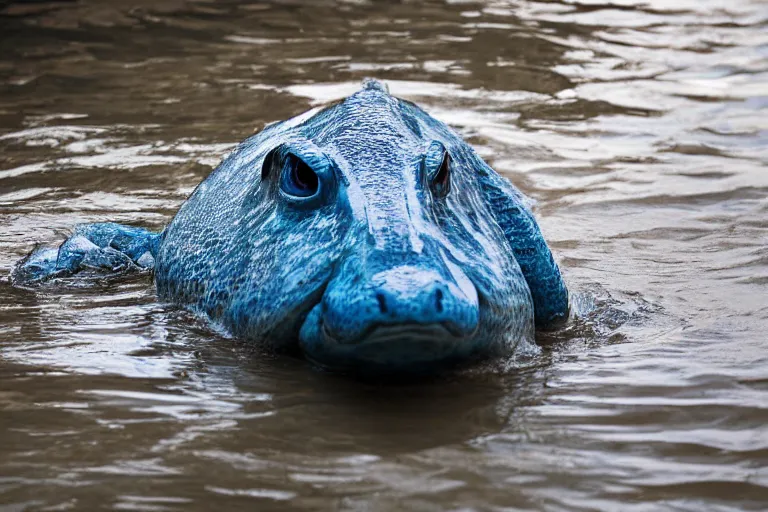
322, 265, 479, 344
298, 258, 481, 370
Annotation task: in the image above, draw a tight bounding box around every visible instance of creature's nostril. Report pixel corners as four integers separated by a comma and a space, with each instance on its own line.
435, 288, 444, 313
376, 292, 388, 313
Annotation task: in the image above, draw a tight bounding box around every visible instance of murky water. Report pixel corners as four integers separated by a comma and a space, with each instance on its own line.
1, 0, 766, 510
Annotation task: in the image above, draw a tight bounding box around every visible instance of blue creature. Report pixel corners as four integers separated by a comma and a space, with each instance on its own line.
13, 80, 569, 374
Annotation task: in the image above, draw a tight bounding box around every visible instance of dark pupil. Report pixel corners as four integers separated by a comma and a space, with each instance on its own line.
290, 158, 318, 193
434, 154, 450, 189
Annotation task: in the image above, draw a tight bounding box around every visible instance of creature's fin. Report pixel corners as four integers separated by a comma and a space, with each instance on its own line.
11, 223, 161, 287
478, 166, 569, 329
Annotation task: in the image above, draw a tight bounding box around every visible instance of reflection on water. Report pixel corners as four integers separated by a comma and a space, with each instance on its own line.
1, 0, 766, 510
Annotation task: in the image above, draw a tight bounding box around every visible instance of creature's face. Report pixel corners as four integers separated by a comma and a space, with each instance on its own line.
156, 81, 535, 373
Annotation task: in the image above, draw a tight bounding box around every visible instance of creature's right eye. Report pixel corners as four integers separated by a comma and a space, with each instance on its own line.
280, 154, 319, 198
431, 152, 451, 198
260, 142, 335, 208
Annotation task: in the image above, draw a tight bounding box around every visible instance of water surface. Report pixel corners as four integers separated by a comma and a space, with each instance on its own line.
1, 0, 767, 510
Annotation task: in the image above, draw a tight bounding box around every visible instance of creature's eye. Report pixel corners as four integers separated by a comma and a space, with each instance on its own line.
431, 152, 451, 198
281, 154, 319, 198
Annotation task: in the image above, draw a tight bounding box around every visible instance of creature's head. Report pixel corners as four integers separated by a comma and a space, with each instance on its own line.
158, 80, 566, 374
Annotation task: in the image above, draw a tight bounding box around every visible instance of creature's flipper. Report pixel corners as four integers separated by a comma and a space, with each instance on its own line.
478, 165, 569, 329
11, 223, 161, 287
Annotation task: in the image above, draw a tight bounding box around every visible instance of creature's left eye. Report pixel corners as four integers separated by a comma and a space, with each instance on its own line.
431, 152, 451, 198
281, 154, 319, 198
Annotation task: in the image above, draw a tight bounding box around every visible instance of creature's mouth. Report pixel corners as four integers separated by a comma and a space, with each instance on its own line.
312, 321, 470, 371
323, 322, 457, 346
321, 321, 466, 346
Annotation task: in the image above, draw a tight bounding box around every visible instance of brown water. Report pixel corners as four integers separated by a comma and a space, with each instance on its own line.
1, 0, 767, 510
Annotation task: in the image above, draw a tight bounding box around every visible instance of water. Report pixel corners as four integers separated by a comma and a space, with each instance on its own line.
1, 0, 766, 510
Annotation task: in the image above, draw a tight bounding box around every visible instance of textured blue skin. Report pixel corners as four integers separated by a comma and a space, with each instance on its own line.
12, 80, 568, 373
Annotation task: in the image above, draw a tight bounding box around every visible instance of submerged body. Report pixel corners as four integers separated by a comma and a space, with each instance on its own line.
13, 80, 568, 373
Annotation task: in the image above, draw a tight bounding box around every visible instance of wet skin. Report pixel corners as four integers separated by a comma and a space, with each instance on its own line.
12, 80, 569, 374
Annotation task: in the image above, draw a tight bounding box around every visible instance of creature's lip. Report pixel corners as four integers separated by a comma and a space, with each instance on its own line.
321, 322, 458, 346
315, 321, 467, 371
